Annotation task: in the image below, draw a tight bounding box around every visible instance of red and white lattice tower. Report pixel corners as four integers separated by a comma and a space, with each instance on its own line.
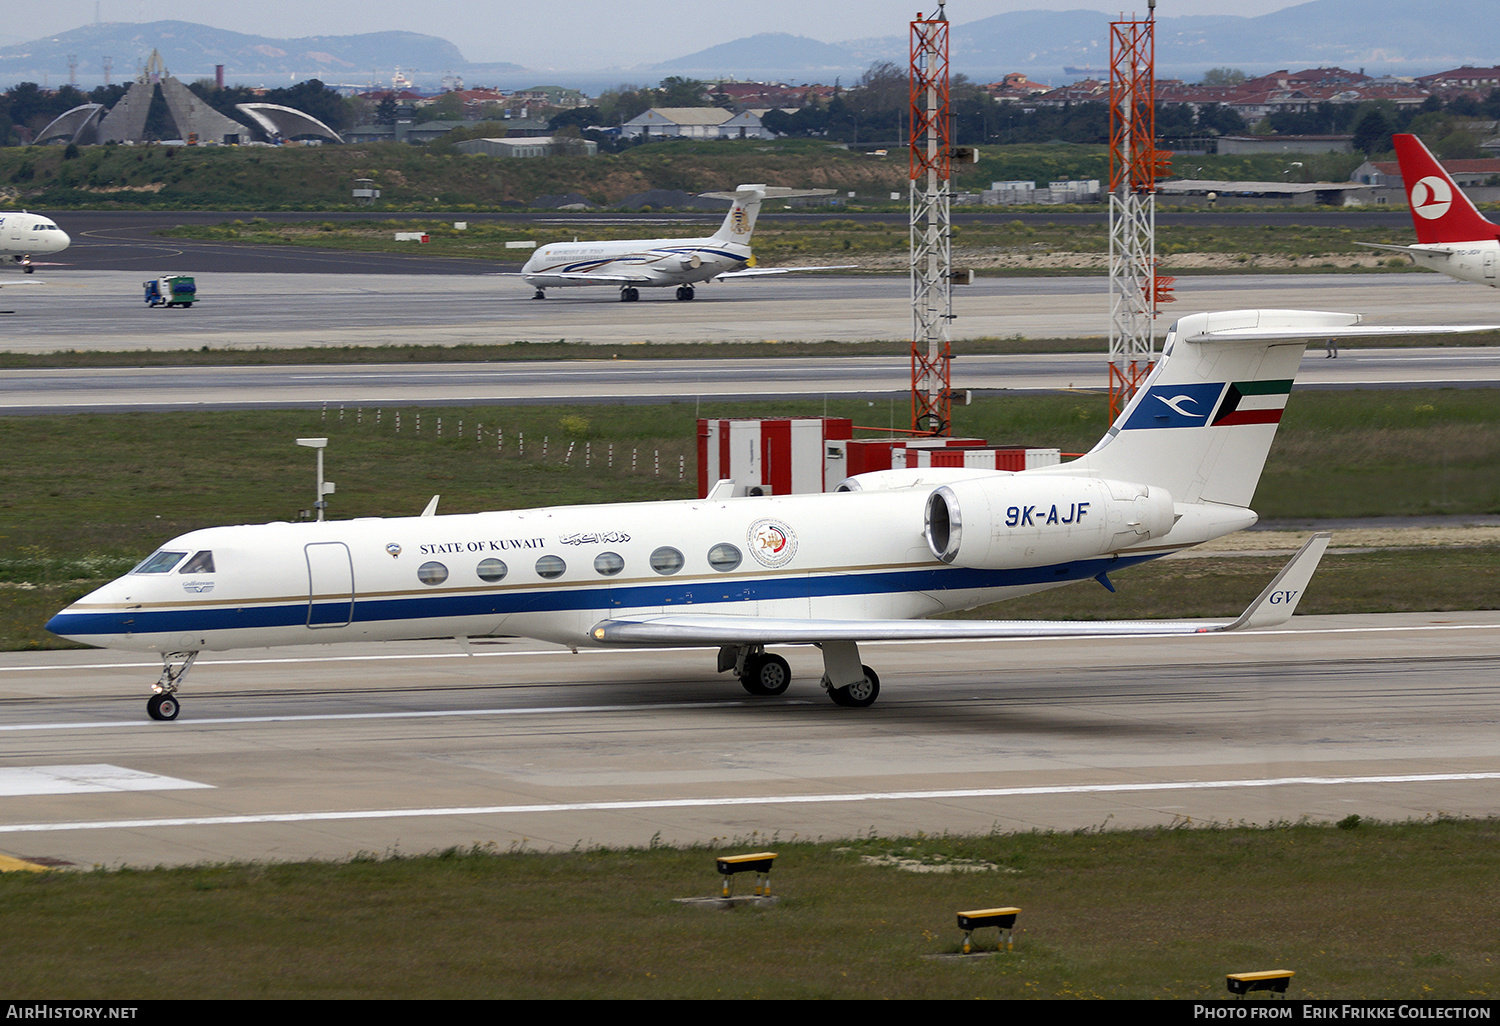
909, 3, 953, 436
1107, 0, 1173, 421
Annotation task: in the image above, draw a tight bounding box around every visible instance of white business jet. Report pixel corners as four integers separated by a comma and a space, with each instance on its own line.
48, 309, 1494, 721
519, 184, 853, 301
0, 211, 70, 272
1357, 133, 1500, 287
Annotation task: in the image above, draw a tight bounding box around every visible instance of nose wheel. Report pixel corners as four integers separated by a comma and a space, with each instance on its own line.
147, 651, 198, 721
147, 693, 180, 721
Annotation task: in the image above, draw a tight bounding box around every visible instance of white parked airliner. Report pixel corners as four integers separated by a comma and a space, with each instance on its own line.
47, 309, 1495, 720
518, 184, 853, 301
0, 211, 70, 272
1358, 133, 1500, 287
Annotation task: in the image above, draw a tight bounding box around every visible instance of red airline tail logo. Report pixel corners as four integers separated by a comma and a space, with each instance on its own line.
1392, 133, 1498, 244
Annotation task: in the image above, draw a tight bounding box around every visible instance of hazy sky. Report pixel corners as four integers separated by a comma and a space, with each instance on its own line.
13, 1, 1308, 68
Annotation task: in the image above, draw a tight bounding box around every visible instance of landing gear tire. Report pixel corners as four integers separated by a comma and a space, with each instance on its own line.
620, 287, 640, 302
147, 693, 180, 721
827, 666, 880, 708
532, 289, 546, 300
675, 285, 695, 301
740, 653, 792, 696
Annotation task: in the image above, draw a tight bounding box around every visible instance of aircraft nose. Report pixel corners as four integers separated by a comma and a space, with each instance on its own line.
56, 229, 71, 249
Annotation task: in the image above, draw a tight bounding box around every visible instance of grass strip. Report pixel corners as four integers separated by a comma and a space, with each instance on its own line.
1, 819, 1496, 999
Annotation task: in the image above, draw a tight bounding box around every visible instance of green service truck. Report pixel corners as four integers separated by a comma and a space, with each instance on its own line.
143, 275, 198, 308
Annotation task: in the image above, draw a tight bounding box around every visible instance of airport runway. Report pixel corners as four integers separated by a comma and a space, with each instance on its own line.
4, 270, 1497, 353
1, 612, 1496, 869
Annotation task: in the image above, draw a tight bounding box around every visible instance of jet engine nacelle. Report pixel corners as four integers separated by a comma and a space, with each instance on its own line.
677, 253, 703, 270
924, 475, 1174, 569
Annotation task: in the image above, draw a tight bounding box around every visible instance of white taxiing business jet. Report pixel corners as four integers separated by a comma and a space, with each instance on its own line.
47, 309, 1494, 721
518, 184, 853, 302
1357, 133, 1500, 287
0, 211, 70, 273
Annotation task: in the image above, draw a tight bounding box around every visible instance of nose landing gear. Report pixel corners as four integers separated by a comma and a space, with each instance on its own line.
147, 651, 198, 721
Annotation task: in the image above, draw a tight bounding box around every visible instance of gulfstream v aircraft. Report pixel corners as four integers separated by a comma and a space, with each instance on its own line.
519, 184, 853, 301
47, 310, 1493, 720
0, 211, 70, 272
1357, 134, 1500, 287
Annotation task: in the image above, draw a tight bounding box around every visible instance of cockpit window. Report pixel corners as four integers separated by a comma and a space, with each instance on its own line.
179, 551, 215, 574
132, 550, 188, 574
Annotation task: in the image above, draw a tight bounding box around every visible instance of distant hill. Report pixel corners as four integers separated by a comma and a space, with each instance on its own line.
660, 0, 1500, 84
4, 1, 1498, 97
0, 20, 523, 89
651, 33, 862, 77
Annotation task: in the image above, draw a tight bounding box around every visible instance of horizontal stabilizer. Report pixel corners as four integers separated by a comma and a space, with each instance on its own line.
590, 534, 1332, 648
1353, 242, 1456, 259
698, 185, 839, 201
1180, 309, 1500, 342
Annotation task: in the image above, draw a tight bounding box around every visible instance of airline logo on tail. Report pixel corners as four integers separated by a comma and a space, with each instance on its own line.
1123, 380, 1292, 430
1411, 176, 1453, 220
730, 206, 751, 236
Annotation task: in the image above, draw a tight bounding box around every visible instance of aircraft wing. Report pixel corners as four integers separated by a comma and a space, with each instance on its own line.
1353, 242, 1457, 260
592, 534, 1330, 647
715, 264, 859, 280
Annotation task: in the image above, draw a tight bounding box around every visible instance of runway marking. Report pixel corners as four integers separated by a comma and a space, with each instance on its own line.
0, 699, 799, 732
1, 772, 1494, 834
0, 764, 211, 796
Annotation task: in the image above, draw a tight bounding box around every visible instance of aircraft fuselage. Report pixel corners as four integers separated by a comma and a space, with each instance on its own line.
0, 211, 70, 262
520, 236, 751, 290
47, 478, 1203, 655
1407, 239, 1500, 287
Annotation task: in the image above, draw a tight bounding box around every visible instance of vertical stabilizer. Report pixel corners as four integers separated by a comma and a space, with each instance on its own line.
712, 184, 768, 244
1026, 310, 1342, 508
1393, 134, 1500, 245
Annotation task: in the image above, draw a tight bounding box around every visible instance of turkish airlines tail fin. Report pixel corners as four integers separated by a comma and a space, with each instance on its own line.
1393, 133, 1500, 245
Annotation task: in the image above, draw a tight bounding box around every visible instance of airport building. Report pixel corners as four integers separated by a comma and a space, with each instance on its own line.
35, 50, 343, 147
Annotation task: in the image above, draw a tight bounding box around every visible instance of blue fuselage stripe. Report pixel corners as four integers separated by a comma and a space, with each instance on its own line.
47, 554, 1160, 638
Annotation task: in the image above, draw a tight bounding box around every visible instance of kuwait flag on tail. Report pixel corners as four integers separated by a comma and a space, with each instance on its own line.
1211, 378, 1293, 426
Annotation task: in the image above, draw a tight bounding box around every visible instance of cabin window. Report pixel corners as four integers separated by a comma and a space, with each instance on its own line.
594, 552, 624, 576
417, 561, 449, 585
649, 546, 685, 576
707, 543, 742, 572
536, 555, 566, 580
132, 550, 187, 574
179, 551, 215, 574
476, 558, 508, 582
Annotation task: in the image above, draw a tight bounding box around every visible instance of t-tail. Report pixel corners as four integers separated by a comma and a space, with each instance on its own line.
700, 184, 838, 246
1027, 309, 1497, 546
1393, 133, 1500, 245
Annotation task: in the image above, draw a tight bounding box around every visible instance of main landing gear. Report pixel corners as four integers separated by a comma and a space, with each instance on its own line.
674, 284, 696, 301
719, 641, 882, 707
147, 651, 198, 721
619, 286, 640, 302
532, 288, 546, 299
